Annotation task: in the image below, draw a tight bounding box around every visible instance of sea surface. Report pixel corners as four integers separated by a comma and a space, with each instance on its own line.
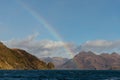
0, 70, 120, 80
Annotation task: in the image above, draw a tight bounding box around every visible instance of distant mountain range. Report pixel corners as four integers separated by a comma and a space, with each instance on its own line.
42, 51, 120, 70
0, 42, 54, 70
1, 41, 120, 70
41, 57, 69, 69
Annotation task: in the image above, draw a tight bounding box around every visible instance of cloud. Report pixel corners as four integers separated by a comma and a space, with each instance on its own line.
3, 33, 76, 58
4, 33, 120, 58
79, 40, 120, 53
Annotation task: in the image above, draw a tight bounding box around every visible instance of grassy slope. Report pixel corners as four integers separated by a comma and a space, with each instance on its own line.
0, 42, 49, 70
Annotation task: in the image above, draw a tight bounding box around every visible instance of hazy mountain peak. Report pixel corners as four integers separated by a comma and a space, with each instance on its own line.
60, 51, 120, 70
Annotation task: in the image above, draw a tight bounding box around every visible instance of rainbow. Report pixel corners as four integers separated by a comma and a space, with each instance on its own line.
16, 0, 79, 68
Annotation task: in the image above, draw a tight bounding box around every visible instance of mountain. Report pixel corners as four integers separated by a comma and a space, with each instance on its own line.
61, 51, 120, 70
41, 57, 69, 69
0, 42, 54, 70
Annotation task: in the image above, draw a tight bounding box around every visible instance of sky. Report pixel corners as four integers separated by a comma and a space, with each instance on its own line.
1, 0, 120, 58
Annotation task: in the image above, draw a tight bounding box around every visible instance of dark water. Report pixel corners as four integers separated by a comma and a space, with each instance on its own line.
0, 70, 120, 80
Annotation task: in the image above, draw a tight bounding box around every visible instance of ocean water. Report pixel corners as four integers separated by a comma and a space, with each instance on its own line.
0, 70, 120, 80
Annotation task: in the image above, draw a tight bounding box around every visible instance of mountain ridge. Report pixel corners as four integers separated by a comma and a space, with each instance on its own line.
0, 42, 54, 70
61, 51, 120, 70
41, 57, 69, 69
42, 51, 120, 70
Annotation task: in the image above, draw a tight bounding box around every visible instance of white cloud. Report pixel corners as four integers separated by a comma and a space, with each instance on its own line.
3, 33, 76, 58
80, 40, 120, 53
4, 33, 120, 58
